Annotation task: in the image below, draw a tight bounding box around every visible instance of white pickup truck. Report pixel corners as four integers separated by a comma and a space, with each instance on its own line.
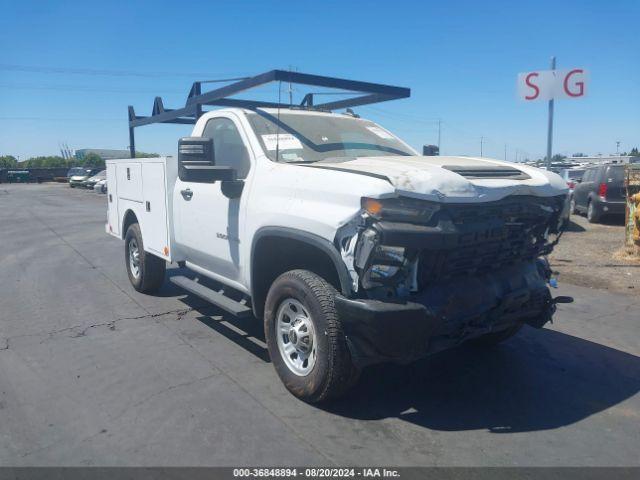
106, 106, 570, 402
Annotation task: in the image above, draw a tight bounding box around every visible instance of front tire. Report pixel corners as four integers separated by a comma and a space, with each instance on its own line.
264, 270, 358, 403
124, 223, 166, 293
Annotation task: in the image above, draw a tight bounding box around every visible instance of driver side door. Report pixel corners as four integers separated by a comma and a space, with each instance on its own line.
173, 115, 251, 285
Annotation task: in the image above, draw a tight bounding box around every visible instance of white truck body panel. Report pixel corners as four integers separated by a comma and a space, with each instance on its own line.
106, 157, 177, 262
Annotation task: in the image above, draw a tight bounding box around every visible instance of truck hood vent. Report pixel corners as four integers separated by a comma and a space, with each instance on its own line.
442, 165, 531, 180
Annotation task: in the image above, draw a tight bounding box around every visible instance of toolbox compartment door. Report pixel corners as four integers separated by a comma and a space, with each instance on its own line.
141, 162, 169, 257
116, 162, 143, 202
106, 163, 119, 236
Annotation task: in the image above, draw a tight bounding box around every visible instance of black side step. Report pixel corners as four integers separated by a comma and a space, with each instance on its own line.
170, 275, 252, 318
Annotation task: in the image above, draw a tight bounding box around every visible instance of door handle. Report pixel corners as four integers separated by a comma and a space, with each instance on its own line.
180, 188, 193, 200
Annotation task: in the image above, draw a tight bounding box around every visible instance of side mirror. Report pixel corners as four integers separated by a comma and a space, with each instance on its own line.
178, 137, 235, 183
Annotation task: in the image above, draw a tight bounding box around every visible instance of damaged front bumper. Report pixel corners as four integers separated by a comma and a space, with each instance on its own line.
336, 260, 558, 368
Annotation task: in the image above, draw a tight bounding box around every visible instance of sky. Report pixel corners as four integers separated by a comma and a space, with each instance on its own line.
1, 0, 638, 161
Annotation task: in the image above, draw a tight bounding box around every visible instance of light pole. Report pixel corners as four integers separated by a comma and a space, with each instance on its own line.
546, 56, 556, 169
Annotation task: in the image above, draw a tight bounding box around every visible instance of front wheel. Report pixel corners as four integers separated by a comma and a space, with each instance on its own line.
124, 223, 166, 293
264, 270, 359, 403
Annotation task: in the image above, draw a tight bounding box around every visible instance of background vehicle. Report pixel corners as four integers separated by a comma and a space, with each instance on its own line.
571, 164, 626, 223
106, 71, 569, 402
559, 167, 586, 195
66, 166, 86, 179
69, 168, 101, 188
84, 169, 106, 189
93, 178, 107, 193
558, 167, 586, 224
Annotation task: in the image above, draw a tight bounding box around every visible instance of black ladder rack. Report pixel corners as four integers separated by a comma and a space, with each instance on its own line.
127, 69, 410, 158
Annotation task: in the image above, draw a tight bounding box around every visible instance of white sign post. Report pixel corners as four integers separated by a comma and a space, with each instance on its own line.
517, 59, 588, 167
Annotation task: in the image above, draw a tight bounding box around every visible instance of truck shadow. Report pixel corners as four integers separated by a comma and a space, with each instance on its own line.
161, 268, 640, 433
166, 269, 271, 363
563, 219, 586, 232
323, 327, 640, 433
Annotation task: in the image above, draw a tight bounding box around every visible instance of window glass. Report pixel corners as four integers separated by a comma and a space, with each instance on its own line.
202, 118, 250, 179
606, 166, 624, 183
583, 168, 595, 182
246, 111, 414, 163
567, 169, 584, 180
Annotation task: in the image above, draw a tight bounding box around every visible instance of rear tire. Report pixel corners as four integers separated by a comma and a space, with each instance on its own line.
587, 200, 600, 223
469, 324, 522, 347
264, 269, 359, 403
124, 223, 166, 293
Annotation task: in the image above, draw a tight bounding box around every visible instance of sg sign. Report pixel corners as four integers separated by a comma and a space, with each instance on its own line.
517, 69, 588, 101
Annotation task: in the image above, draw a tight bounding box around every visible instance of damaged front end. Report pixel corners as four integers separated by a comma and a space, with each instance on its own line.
334, 194, 569, 367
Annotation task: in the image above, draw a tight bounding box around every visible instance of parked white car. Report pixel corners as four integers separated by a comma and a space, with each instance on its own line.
93, 178, 107, 193
84, 169, 106, 189
107, 101, 570, 402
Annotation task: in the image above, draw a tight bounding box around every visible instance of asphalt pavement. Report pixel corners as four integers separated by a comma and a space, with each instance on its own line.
1, 183, 639, 466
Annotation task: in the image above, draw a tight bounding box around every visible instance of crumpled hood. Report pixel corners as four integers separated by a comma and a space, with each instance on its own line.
307, 155, 568, 203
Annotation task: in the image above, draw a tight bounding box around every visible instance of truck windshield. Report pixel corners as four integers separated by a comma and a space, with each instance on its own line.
246, 111, 415, 163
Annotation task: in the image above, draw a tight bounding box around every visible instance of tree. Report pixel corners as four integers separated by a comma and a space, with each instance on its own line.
81, 152, 105, 168
630, 147, 639, 157
572, 152, 587, 157
135, 151, 160, 158
19, 156, 67, 168
0, 155, 18, 168
551, 154, 567, 162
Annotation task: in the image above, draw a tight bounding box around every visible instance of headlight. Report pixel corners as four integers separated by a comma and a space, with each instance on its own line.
361, 197, 439, 222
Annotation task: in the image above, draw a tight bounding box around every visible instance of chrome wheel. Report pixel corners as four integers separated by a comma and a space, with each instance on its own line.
276, 298, 317, 376
128, 238, 141, 279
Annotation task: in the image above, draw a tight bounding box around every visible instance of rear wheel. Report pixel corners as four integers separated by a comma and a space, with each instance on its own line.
124, 223, 166, 293
264, 270, 359, 403
587, 200, 600, 223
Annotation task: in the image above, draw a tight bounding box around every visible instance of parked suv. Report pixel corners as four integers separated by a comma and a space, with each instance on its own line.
570, 164, 626, 223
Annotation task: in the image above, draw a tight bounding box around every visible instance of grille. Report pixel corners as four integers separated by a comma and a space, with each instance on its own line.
417, 196, 563, 286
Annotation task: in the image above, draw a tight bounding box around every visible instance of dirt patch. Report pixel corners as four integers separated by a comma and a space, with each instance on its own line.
549, 213, 640, 295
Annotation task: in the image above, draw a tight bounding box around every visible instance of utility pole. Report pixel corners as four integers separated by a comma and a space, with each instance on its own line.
546, 56, 556, 169
616, 141, 621, 155
480, 136, 484, 157
288, 65, 294, 106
